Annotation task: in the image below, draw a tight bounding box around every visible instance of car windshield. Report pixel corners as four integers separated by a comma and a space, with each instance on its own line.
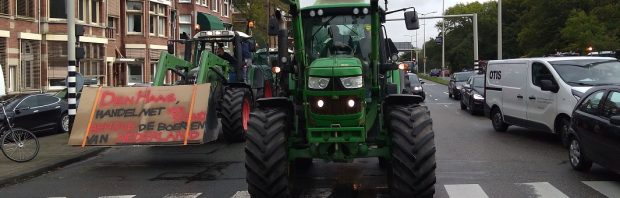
303, 14, 371, 63
550, 59, 620, 86
454, 73, 473, 82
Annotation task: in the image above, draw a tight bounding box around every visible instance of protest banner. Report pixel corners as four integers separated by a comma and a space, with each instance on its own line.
68, 84, 212, 146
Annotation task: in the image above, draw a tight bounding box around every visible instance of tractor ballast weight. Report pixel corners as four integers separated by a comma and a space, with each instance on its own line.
153, 30, 265, 143
245, 0, 437, 197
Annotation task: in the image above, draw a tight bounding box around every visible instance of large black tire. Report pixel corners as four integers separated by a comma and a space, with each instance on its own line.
245, 107, 290, 198
221, 87, 252, 143
491, 108, 509, 132
386, 105, 436, 197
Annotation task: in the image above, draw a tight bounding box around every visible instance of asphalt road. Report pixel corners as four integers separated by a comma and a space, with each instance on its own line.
0, 81, 619, 198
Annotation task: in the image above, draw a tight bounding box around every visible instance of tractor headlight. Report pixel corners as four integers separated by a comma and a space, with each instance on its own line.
272, 66, 281, 74
473, 93, 484, 100
414, 86, 422, 91
308, 77, 330, 89
347, 99, 355, 108
340, 76, 363, 89
317, 99, 325, 108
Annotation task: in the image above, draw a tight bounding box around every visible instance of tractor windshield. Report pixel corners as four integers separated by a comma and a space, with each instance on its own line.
303, 14, 371, 63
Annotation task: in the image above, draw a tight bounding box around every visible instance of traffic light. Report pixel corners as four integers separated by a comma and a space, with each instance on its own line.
75, 25, 85, 60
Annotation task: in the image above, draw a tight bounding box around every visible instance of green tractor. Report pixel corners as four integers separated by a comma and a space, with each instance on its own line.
245, 0, 436, 197
154, 30, 267, 143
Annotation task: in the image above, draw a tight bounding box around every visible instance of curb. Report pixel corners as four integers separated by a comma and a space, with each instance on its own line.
0, 147, 108, 187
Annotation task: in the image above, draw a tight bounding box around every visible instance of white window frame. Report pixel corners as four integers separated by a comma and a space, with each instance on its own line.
222, 0, 229, 17
48, 0, 67, 21
149, 3, 167, 37
126, 1, 143, 34
0, 0, 9, 16
16, 0, 34, 18
211, 0, 219, 12
90, 0, 100, 24
179, 0, 191, 3
179, 14, 192, 39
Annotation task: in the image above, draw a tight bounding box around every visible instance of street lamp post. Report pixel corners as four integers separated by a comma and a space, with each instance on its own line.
442, 0, 446, 77
498, 0, 502, 60
419, 11, 437, 75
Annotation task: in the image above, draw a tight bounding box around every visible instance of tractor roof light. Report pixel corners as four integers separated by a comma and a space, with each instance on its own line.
310, 10, 316, 17
353, 8, 360, 15
318, 9, 324, 16
399, 63, 406, 70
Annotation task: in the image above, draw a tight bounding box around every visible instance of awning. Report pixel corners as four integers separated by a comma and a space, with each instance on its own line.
197, 12, 225, 31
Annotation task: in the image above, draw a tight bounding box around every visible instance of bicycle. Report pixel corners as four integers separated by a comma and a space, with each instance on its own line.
0, 101, 39, 162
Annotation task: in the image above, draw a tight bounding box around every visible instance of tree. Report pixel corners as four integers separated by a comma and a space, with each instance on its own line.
561, 9, 615, 52
231, 0, 289, 47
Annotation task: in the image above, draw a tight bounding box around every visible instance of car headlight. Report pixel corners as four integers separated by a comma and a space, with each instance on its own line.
308, 77, 330, 89
473, 93, 484, 100
414, 86, 422, 91
340, 76, 363, 89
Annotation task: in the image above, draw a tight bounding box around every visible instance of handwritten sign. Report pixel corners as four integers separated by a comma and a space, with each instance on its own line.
68, 84, 213, 146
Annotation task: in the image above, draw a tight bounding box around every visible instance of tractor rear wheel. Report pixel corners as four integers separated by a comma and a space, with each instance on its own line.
221, 87, 252, 143
386, 105, 436, 198
245, 107, 289, 198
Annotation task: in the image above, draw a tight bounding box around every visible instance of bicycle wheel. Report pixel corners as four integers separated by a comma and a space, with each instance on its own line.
1, 129, 39, 162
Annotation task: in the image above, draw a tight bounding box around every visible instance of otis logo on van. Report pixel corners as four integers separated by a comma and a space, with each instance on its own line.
489, 71, 502, 80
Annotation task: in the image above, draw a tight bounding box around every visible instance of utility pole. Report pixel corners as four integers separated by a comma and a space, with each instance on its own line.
423, 21, 426, 74
442, 0, 446, 77
67, 0, 77, 132
498, 0, 502, 60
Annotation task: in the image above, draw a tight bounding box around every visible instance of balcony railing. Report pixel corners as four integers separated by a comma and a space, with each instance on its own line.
105, 27, 116, 39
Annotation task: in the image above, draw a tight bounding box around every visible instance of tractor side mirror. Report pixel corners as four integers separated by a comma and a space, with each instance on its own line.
268, 16, 279, 36
404, 11, 420, 30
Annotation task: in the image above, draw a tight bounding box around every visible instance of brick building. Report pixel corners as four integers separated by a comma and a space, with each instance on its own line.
0, 0, 232, 93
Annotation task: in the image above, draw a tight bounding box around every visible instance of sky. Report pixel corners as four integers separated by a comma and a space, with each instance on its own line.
384, 0, 492, 49
299, 0, 493, 49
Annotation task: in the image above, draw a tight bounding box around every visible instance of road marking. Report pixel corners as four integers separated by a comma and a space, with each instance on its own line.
230, 191, 250, 198
434, 99, 438, 101
444, 184, 489, 198
517, 182, 568, 198
583, 181, 620, 198
98, 196, 136, 198
444, 92, 449, 94
163, 193, 203, 198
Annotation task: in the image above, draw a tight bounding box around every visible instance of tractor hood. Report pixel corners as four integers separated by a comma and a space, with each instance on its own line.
308, 56, 363, 77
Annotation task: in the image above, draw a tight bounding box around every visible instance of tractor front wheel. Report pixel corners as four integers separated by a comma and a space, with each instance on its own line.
245, 107, 290, 198
386, 105, 437, 198
221, 87, 252, 143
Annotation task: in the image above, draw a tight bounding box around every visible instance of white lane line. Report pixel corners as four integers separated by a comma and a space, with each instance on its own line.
444, 92, 449, 94
434, 99, 438, 101
163, 193, 203, 198
583, 181, 620, 198
445, 184, 489, 198
517, 182, 568, 198
98, 196, 136, 198
230, 191, 250, 198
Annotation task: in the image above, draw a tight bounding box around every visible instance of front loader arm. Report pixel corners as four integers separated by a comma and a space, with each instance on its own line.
196, 50, 230, 84
154, 51, 193, 86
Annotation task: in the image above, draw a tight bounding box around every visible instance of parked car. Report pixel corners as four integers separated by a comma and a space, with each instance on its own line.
568, 85, 620, 173
448, 71, 474, 99
460, 75, 485, 115
0, 93, 69, 134
405, 73, 425, 101
485, 57, 620, 147
430, 69, 441, 77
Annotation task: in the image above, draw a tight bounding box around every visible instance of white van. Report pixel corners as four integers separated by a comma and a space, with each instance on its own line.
485, 57, 620, 145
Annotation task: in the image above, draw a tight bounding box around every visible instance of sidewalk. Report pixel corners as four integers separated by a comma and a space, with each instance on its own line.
0, 133, 106, 186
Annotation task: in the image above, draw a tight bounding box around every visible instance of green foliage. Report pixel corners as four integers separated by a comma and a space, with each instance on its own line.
423, 0, 620, 73
231, 0, 289, 47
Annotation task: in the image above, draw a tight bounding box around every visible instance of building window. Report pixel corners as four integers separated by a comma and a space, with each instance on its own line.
179, 14, 192, 38
211, 0, 219, 12
16, 0, 34, 18
20, 40, 40, 90
127, 64, 143, 85
49, 0, 67, 19
106, 17, 118, 39
127, 1, 143, 33
48, 41, 69, 87
222, 0, 229, 17
91, 0, 99, 23
179, 0, 190, 3
0, 0, 8, 15
149, 3, 167, 37
79, 43, 104, 84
